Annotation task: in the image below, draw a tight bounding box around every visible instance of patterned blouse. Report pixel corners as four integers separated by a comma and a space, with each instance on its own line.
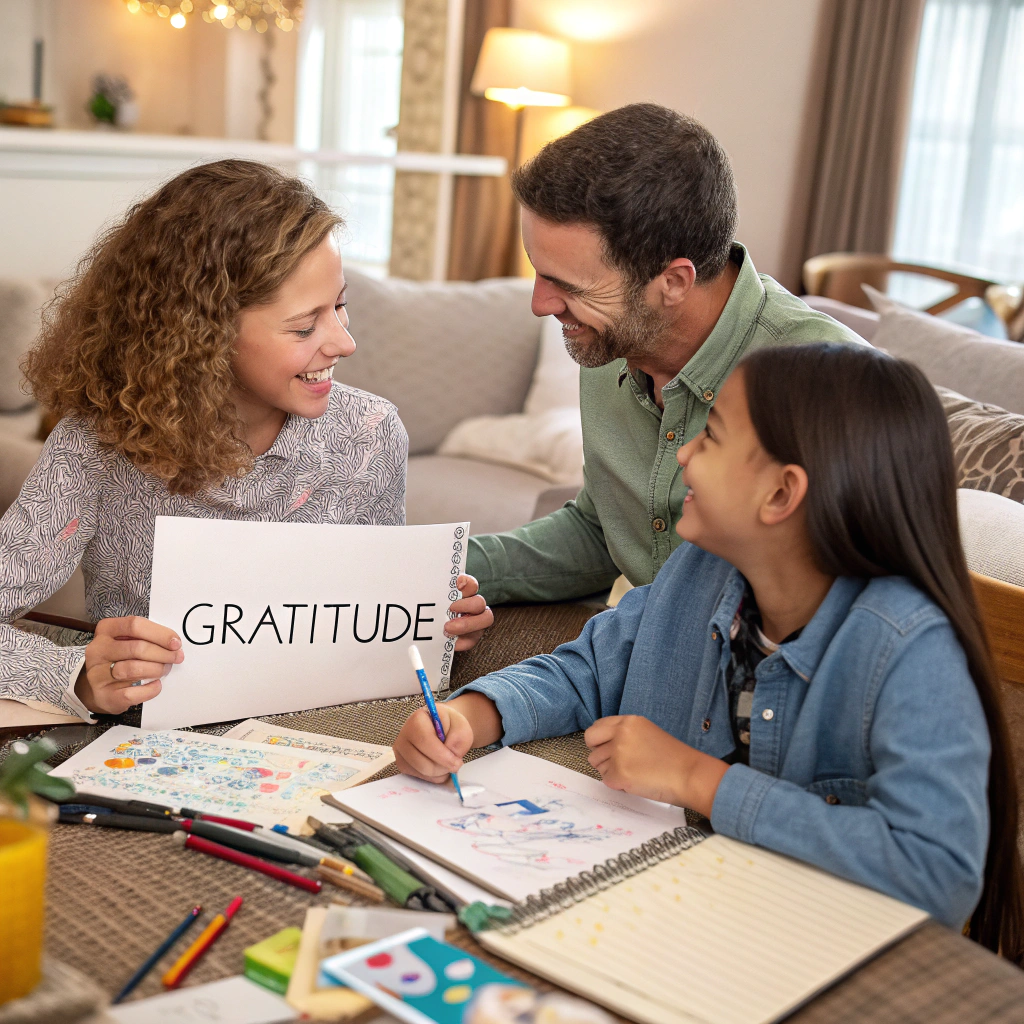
0, 382, 408, 716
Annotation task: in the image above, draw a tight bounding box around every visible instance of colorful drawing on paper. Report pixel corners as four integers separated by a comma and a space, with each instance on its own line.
436, 795, 633, 871
254, 735, 385, 761
221, 719, 395, 770
60, 728, 360, 827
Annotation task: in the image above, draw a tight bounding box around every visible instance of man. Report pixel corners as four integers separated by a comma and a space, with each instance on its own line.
463, 103, 862, 605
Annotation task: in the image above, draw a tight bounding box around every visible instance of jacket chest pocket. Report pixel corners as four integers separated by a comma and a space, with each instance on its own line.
806, 778, 868, 807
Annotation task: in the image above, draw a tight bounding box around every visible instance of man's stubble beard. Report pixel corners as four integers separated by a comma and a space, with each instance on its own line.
563, 287, 668, 369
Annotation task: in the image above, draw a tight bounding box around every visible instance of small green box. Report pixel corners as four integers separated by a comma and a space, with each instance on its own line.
243, 927, 302, 995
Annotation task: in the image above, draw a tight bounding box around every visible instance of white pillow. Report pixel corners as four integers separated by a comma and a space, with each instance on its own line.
438, 407, 584, 485
523, 315, 580, 414
438, 316, 585, 485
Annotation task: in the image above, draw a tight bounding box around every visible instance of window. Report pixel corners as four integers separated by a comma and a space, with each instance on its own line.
297, 0, 404, 276
894, 0, 1024, 285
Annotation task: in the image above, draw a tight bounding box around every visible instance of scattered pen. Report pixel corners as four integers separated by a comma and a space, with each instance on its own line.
171, 832, 322, 894
408, 644, 464, 803
112, 904, 202, 1003
59, 810, 179, 833
161, 897, 242, 989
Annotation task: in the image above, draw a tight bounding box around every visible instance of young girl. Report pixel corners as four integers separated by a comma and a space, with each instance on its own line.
1, 159, 491, 720
394, 342, 1024, 960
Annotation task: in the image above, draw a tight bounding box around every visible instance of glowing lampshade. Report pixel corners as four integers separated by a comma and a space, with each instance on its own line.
470, 28, 571, 110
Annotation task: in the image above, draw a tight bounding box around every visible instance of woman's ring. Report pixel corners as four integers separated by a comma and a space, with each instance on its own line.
110, 661, 117, 680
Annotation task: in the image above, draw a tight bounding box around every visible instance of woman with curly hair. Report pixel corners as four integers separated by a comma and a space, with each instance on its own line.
1, 159, 492, 719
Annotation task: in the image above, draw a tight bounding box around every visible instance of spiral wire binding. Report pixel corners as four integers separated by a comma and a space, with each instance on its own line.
497, 824, 708, 933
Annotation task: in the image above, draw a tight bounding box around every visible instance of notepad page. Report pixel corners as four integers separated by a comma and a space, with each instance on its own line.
480, 834, 928, 1024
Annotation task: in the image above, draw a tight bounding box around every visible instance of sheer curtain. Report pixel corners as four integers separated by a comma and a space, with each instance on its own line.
894, 0, 1024, 280
296, 0, 404, 276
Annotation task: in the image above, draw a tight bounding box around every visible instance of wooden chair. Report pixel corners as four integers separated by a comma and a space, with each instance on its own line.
971, 571, 1024, 688
803, 252, 999, 316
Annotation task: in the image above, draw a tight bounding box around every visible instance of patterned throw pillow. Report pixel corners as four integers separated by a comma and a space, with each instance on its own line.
938, 387, 1024, 503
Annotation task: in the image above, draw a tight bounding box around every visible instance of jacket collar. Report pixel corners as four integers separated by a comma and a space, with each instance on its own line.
710, 570, 867, 682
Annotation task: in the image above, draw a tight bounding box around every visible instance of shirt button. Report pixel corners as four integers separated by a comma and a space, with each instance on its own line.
665, 430, 675, 441
711, 630, 718, 641
652, 518, 666, 532
761, 708, 774, 721
703, 389, 715, 402
702, 718, 711, 732
825, 794, 841, 805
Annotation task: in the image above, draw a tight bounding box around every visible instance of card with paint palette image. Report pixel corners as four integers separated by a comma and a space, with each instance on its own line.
318, 928, 527, 1024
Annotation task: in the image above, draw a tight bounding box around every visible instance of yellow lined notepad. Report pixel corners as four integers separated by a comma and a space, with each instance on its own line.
479, 834, 928, 1024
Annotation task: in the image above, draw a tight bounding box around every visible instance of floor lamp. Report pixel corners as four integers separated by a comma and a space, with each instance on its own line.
469, 28, 573, 168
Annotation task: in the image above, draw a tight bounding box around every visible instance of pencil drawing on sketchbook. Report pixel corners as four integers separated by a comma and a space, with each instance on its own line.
436, 795, 634, 870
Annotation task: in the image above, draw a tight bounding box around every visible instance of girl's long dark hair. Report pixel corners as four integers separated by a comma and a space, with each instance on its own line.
740, 342, 1024, 963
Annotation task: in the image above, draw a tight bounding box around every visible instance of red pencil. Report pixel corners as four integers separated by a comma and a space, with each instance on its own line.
193, 813, 258, 831
161, 896, 243, 989
171, 831, 322, 893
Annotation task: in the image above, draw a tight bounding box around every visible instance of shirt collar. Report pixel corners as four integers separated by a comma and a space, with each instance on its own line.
671, 242, 766, 405
259, 412, 306, 463
615, 242, 765, 404
711, 570, 868, 682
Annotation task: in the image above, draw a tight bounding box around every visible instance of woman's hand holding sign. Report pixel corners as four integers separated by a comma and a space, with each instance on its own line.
75, 617, 184, 714
444, 574, 493, 651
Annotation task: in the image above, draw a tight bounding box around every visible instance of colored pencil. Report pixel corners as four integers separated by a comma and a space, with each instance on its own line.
316, 865, 387, 902
161, 896, 243, 989
408, 644, 464, 802
112, 904, 202, 1003
171, 832, 322, 893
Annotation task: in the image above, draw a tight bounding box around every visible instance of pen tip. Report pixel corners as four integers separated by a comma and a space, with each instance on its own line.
408, 645, 424, 671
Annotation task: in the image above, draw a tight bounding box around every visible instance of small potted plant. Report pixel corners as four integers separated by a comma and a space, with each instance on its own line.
0, 739, 74, 1003
87, 74, 139, 131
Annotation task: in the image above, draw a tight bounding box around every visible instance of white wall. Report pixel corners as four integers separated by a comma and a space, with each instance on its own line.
511, 0, 829, 289
0, 0, 299, 279
0, 0, 297, 139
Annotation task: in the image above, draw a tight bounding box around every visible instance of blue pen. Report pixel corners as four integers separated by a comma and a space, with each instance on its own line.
409, 644, 464, 803
112, 904, 202, 1003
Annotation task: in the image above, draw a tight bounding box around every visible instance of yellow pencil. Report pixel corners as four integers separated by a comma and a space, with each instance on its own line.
161, 896, 243, 988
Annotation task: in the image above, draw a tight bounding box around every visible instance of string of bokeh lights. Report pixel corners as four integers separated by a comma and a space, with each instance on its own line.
123, 0, 303, 33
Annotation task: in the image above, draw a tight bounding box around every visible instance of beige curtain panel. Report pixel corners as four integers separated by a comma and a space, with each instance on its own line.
447, 0, 520, 282
802, 0, 926, 265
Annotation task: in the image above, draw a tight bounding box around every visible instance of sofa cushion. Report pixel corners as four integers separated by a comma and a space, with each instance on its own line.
939, 387, 1024, 503
405, 454, 553, 535
865, 286, 1024, 414
438, 407, 583, 485
958, 489, 1024, 589
523, 314, 580, 414
335, 270, 540, 455
0, 279, 50, 412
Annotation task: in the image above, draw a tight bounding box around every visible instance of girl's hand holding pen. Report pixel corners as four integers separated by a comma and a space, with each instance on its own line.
393, 703, 473, 784
76, 616, 184, 714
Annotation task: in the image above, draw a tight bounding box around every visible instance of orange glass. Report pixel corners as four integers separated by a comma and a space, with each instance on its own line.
0, 819, 47, 1002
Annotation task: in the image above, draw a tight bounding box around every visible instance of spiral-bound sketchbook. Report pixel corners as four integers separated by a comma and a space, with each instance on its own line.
335, 750, 929, 1024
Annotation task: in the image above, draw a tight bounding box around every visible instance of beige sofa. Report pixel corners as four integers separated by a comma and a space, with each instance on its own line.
0, 270, 576, 534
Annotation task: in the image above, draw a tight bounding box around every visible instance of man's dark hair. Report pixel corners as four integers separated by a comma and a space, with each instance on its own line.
511, 103, 737, 287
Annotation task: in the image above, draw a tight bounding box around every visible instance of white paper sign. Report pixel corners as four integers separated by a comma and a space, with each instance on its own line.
145, 516, 468, 729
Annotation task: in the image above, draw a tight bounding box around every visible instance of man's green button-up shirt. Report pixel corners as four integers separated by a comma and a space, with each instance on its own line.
466, 244, 864, 604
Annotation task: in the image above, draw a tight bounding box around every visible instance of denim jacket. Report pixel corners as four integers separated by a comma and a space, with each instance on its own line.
461, 542, 990, 928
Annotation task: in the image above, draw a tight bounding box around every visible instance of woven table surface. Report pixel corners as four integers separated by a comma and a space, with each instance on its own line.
34, 602, 1024, 1020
